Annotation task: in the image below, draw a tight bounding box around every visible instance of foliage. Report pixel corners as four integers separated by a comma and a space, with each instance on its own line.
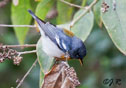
11, 0, 32, 44
101, 0, 126, 55
0, 0, 126, 88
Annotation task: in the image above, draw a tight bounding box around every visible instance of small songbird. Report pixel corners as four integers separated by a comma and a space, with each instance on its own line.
28, 10, 86, 65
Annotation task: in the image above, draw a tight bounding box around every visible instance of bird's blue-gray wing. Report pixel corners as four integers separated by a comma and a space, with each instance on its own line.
28, 10, 71, 52
43, 22, 72, 52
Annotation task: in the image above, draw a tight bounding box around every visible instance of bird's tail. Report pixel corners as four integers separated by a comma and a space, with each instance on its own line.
28, 10, 46, 24
28, 10, 38, 20
28, 10, 47, 36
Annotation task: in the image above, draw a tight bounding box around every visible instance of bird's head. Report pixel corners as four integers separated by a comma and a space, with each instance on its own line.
69, 37, 86, 65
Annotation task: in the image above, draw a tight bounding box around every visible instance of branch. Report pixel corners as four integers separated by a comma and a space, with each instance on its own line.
18, 50, 37, 55
0, 24, 36, 28
70, 0, 98, 27
5, 44, 36, 48
16, 59, 38, 88
60, 0, 85, 9
0, 44, 36, 64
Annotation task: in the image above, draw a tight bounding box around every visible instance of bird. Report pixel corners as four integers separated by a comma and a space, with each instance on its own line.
28, 10, 86, 65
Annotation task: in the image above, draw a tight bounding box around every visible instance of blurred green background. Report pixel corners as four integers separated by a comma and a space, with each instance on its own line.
0, 0, 126, 88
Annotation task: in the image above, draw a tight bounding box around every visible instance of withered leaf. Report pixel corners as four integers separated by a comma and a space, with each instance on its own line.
41, 61, 80, 88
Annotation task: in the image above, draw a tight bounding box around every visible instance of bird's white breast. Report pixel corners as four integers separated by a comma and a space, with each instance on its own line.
38, 25, 64, 58
42, 35, 64, 58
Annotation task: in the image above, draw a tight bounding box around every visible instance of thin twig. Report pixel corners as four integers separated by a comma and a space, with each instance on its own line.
70, 0, 98, 27
60, 0, 85, 9
18, 50, 37, 55
0, 24, 36, 28
16, 59, 38, 88
5, 44, 36, 48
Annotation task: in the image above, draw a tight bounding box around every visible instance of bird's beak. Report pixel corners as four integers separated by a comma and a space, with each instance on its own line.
79, 59, 83, 66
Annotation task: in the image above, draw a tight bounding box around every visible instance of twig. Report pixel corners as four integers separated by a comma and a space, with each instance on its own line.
5, 44, 36, 48
0, 24, 36, 28
60, 0, 85, 9
18, 50, 37, 55
16, 59, 38, 88
70, 0, 98, 27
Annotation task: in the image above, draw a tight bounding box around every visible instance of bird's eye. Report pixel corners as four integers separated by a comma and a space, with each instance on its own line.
76, 54, 80, 58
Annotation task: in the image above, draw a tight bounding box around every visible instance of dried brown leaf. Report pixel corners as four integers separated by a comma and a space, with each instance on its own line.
41, 61, 80, 88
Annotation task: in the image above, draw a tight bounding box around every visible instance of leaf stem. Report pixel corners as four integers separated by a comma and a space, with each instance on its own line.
60, 0, 85, 9
0, 24, 36, 28
18, 50, 37, 55
16, 59, 38, 88
70, 0, 98, 27
4, 44, 36, 48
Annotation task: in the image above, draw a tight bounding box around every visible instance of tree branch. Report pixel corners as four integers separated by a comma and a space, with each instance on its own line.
4, 44, 36, 48
70, 0, 98, 27
60, 0, 85, 9
18, 50, 37, 55
16, 59, 38, 88
0, 24, 36, 28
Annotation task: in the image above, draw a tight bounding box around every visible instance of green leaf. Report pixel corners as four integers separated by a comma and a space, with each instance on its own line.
36, 37, 54, 73
101, 0, 126, 55
11, 0, 32, 44
71, 9, 94, 41
57, 0, 73, 24
35, 0, 54, 19
39, 69, 44, 88
37, 38, 54, 88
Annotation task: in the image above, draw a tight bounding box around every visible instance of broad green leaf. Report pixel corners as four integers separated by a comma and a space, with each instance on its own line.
57, 0, 73, 24
36, 1, 55, 87
36, 37, 54, 73
71, 9, 94, 41
11, 0, 32, 44
35, 0, 54, 19
101, 0, 126, 55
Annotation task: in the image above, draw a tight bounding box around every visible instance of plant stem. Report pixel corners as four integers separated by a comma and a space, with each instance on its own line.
70, 0, 98, 27
18, 50, 37, 55
5, 44, 36, 48
0, 24, 36, 28
60, 0, 85, 9
16, 59, 38, 88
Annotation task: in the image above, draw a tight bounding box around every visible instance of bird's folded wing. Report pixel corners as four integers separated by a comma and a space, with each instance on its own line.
41, 22, 72, 52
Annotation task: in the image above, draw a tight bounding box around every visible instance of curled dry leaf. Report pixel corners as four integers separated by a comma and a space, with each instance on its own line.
42, 61, 80, 88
